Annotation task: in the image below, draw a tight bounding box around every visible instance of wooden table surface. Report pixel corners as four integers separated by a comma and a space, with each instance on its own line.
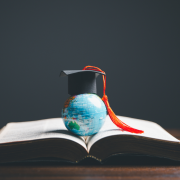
0, 129, 180, 180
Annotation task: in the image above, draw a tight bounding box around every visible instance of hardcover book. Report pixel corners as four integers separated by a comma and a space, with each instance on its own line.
0, 116, 179, 163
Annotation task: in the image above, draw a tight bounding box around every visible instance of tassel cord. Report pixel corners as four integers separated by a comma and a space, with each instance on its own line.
83, 66, 144, 134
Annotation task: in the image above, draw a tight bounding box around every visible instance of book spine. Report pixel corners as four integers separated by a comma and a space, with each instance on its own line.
75, 155, 102, 163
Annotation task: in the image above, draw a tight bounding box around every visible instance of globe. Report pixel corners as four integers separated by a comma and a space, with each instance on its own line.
62, 94, 107, 136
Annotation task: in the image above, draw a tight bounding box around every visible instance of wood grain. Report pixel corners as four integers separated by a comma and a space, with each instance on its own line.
1, 166, 180, 180
0, 129, 180, 180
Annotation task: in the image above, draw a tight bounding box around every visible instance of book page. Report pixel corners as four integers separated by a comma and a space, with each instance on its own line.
87, 115, 179, 152
0, 118, 87, 150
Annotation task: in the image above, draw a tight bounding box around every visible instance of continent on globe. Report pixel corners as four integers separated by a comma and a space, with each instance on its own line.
68, 121, 80, 130
63, 96, 76, 113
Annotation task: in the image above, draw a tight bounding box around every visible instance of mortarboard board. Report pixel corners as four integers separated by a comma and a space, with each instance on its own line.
60, 70, 105, 96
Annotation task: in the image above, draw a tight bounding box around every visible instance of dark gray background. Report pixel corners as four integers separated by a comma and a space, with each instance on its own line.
0, 0, 180, 129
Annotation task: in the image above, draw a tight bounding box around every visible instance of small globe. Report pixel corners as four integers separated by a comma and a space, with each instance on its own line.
62, 94, 107, 136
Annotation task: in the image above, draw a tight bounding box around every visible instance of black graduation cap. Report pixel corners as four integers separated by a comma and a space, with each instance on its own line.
60, 70, 105, 96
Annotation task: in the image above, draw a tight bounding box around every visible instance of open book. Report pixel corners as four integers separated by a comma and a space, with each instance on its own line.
0, 115, 179, 163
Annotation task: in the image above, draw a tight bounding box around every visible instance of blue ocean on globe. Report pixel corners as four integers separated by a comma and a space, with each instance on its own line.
62, 94, 107, 136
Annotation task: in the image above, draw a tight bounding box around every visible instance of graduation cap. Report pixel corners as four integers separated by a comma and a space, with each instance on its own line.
60, 66, 144, 134
59, 70, 105, 96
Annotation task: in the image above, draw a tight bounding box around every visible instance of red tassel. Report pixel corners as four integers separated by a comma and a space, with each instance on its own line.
83, 65, 144, 134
